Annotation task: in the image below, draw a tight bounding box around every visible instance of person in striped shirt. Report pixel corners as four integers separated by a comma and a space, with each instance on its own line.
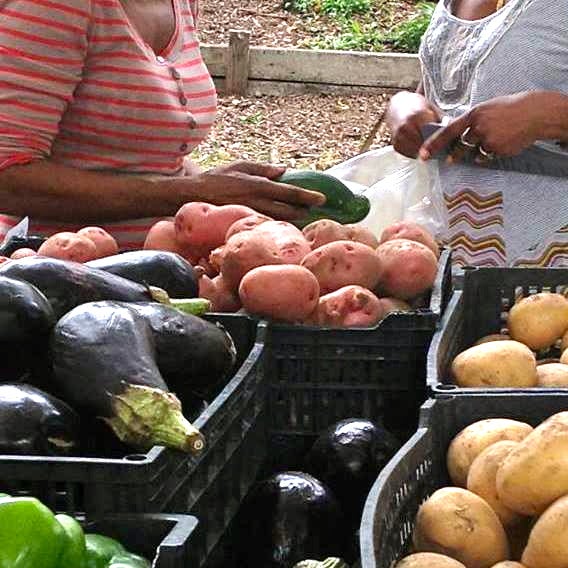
0, 0, 324, 249
387, 0, 568, 268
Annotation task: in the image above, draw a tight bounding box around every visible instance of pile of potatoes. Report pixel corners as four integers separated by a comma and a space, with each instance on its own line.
451, 291, 568, 388
394, 411, 568, 568
0, 227, 119, 263
143, 202, 441, 327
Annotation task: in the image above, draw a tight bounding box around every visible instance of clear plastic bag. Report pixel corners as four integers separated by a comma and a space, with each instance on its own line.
325, 146, 448, 239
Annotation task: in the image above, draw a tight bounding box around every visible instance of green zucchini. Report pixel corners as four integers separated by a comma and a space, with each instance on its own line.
277, 170, 370, 227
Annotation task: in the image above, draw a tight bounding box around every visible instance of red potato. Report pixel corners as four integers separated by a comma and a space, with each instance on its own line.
199, 274, 241, 312
381, 297, 412, 316
302, 219, 347, 250
301, 240, 383, 295
239, 264, 319, 323
225, 214, 273, 241
220, 230, 283, 291
37, 232, 98, 262
380, 221, 440, 258
254, 221, 311, 264
376, 238, 438, 300
77, 226, 119, 258
144, 220, 180, 253
175, 202, 256, 251
309, 285, 385, 328
0, 256, 11, 265
344, 224, 379, 248
10, 248, 38, 260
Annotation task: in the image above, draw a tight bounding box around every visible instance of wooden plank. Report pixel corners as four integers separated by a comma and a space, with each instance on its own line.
202, 44, 420, 89
225, 30, 251, 95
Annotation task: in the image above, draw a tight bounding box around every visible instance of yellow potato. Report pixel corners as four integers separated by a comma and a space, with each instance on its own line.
521, 494, 568, 568
507, 292, 568, 350
447, 419, 534, 487
413, 487, 509, 568
490, 563, 527, 568
561, 329, 568, 353
451, 341, 537, 388
394, 552, 466, 567
474, 334, 511, 346
467, 441, 523, 527
497, 411, 568, 515
536, 362, 568, 386
561, 349, 568, 365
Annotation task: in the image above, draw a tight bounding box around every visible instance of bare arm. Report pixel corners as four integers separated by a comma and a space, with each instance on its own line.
0, 159, 325, 223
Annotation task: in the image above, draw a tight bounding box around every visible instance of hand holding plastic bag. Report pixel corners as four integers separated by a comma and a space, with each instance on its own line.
325, 146, 448, 239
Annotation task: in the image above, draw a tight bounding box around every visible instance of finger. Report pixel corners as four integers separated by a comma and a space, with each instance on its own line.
247, 198, 309, 220
250, 179, 326, 207
226, 161, 286, 179
419, 113, 472, 160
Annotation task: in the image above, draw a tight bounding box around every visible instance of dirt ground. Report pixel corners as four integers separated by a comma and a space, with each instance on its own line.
192, 0, 413, 169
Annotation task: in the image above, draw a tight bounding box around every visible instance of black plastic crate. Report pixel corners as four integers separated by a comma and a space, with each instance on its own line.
85, 514, 198, 568
359, 394, 568, 568
428, 266, 568, 394
0, 313, 266, 528
266, 248, 452, 436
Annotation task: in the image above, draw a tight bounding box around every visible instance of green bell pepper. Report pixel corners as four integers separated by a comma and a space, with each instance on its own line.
107, 553, 151, 568
55, 514, 86, 568
0, 496, 65, 568
85, 534, 126, 568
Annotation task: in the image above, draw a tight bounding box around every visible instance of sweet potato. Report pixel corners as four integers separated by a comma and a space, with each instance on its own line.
380, 221, 440, 258
220, 230, 283, 290
37, 232, 98, 262
175, 202, 256, 251
144, 220, 180, 253
376, 238, 438, 300
10, 248, 38, 260
199, 274, 241, 312
309, 285, 384, 328
225, 214, 272, 241
77, 226, 119, 258
254, 221, 311, 264
239, 264, 319, 323
301, 240, 383, 294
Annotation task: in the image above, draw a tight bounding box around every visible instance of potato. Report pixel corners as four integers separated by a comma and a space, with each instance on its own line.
144, 220, 179, 252
507, 292, 568, 351
302, 219, 347, 249
381, 297, 412, 316
37, 232, 98, 262
560, 349, 568, 365
447, 419, 533, 487
239, 264, 319, 323
380, 221, 440, 258
521, 494, 568, 568
308, 285, 384, 328
198, 274, 241, 312
375, 238, 438, 300
219, 231, 283, 290
10, 248, 38, 259
561, 329, 568, 353
77, 226, 119, 258
490, 563, 527, 568
301, 240, 382, 294
413, 487, 509, 568
344, 224, 379, 248
175, 202, 256, 250
254, 221, 311, 264
225, 214, 272, 241
451, 341, 537, 388
496, 411, 568, 516
536, 362, 568, 386
474, 334, 511, 346
467, 441, 523, 527
394, 552, 466, 568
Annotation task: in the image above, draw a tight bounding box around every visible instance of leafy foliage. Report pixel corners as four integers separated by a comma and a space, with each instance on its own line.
384, 1, 435, 52
284, 0, 371, 19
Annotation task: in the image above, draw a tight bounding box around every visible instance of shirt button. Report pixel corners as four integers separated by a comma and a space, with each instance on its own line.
180, 142, 188, 151
179, 95, 187, 105
156, 55, 166, 64
171, 68, 181, 80
187, 115, 196, 129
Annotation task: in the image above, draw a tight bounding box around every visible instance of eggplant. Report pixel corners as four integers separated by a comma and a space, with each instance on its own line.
304, 419, 400, 530
0, 383, 79, 456
50, 301, 235, 452
126, 302, 236, 400
237, 472, 346, 568
0, 257, 164, 318
87, 251, 198, 299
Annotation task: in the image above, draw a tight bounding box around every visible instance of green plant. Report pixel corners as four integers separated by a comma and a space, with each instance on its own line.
284, 0, 370, 18
309, 19, 384, 51
385, 1, 435, 53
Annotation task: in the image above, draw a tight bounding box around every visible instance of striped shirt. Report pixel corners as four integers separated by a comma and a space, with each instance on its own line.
0, 0, 217, 249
